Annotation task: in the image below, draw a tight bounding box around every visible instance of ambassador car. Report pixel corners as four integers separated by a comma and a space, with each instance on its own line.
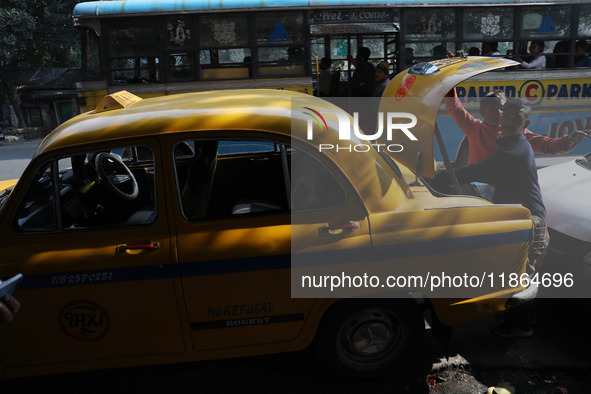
538, 149, 591, 298
0, 57, 536, 379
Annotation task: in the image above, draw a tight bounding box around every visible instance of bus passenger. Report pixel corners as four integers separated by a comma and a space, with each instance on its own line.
318, 58, 333, 97
482, 42, 500, 56
552, 41, 569, 68
574, 40, 591, 67
432, 45, 447, 60
348, 47, 375, 97
445, 88, 588, 166
519, 41, 546, 69
373, 61, 390, 97
401, 47, 415, 70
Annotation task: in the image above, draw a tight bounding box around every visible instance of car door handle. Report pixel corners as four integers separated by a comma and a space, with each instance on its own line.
319, 222, 359, 235
116, 242, 160, 253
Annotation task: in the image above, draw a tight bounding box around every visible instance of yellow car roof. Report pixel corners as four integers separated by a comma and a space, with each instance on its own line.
36, 89, 409, 214
38, 89, 322, 154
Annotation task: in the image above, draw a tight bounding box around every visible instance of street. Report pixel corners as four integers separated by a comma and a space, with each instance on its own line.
1, 138, 589, 393
0, 138, 42, 181
1, 299, 589, 393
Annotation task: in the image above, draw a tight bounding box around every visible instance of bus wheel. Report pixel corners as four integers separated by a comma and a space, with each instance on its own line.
314, 299, 424, 378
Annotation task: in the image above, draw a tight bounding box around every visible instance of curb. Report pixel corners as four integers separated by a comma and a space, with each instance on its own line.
1, 135, 21, 144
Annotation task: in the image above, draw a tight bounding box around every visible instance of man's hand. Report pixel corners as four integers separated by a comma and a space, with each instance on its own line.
0, 295, 20, 323
567, 130, 591, 147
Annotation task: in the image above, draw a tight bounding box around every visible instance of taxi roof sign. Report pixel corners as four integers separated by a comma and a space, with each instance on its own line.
93, 91, 142, 113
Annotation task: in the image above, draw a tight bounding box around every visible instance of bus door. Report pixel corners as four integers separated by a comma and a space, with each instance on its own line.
309, 8, 399, 96
310, 33, 398, 96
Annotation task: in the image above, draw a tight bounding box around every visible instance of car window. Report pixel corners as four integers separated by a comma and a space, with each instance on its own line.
14, 164, 57, 232
174, 138, 346, 220
175, 138, 287, 220
14, 144, 157, 232
217, 140, 277, 155
290, 149, 347, 212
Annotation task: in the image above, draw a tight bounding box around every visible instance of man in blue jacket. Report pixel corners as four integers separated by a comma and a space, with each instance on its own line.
435, 98, 548, 337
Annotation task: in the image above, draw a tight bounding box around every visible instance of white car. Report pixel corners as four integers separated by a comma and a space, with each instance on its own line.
538, 151, 591, 298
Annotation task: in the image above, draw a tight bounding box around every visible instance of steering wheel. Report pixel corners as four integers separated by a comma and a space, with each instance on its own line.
94, 152, 139, 201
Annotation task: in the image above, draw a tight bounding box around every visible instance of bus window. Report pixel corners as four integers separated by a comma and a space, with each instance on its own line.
198, 14, 249, 46
167, 16, 195, 81
256, 12, 306, 44
167, 16, 193, 48
404, 8, 455, 40
258, 46, 306, 76
109, 26, 160, 83
330, 36, 358, 82
200, 49, 251, 79
521, 6, 571, 38
363, 37, 385, 60
461, 41, 513, 57
404, 42, 457, 61
256, 12, 307, 76
111, 57, 160, 83
198, 14, 250, 79
403, 8, 456, 62
463, 8, 514, 42
579, 5, 591, 36
83, 28, 101, 79
169, 53, 195, 82
311, 37, 325, 60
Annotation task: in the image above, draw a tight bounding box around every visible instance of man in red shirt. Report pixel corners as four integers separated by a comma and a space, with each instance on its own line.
445, 88, 588, 165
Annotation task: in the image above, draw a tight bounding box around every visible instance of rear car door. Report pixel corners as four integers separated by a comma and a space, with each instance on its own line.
170, 132, 370, 352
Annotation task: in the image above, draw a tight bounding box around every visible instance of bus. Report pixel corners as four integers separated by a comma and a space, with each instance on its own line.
72, 0, 591, 156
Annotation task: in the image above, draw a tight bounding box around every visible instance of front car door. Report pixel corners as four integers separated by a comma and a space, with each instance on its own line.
0, 139, 184, 372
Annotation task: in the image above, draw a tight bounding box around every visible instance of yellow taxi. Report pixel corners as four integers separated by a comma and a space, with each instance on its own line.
0, 57, 535, 379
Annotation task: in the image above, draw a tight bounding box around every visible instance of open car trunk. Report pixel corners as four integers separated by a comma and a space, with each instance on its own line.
378, 56, 519, 179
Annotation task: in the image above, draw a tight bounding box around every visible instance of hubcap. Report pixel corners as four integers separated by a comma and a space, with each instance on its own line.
352, 322, 392, 355
340, 309, 401, 358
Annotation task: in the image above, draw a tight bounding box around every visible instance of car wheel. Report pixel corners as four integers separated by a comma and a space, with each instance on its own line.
314, 299, 424, 378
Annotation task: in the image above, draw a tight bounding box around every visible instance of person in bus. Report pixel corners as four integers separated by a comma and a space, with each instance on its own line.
574, 40, 591, 67
445, 87, 589, 166
318, 57, 333, 97
552, 40, 570, 68
482, 41, 500, 56
431, 45, 448, 62
0, 295, 20, 323
373, 61, 391, 97
519, 41, 546, 69
401, 47, 415, 70
347, 47, 375, 97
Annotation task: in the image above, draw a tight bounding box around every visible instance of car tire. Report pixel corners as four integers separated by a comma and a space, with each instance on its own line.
314, 299, 424, 379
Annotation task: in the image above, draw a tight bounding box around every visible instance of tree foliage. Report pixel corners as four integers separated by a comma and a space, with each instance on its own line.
0, 5, 36, 67
0, 0, 80, 127
0, 0, 80, 68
